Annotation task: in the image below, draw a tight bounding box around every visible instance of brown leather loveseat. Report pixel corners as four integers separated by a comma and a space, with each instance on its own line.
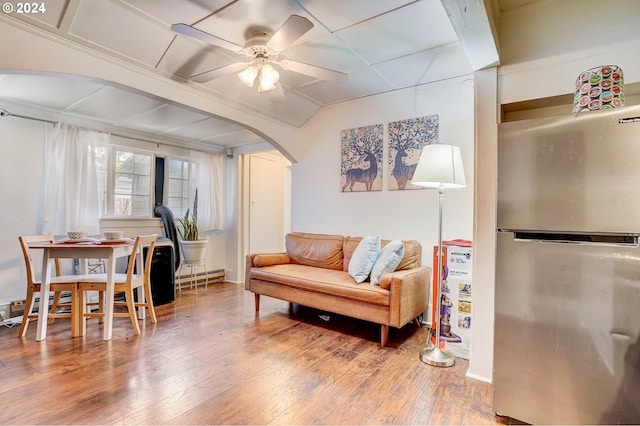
245, 232, 430, 346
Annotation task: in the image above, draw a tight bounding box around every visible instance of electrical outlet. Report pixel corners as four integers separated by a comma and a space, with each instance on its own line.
10, 300, 26, 318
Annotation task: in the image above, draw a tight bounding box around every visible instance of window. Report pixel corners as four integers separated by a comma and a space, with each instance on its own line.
94, 147, 205, 220
167, 158, 196, 219
97, 147, 153, 217
114, 150, 152, 216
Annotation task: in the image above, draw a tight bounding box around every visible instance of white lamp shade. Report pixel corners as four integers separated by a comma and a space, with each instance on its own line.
258, 63, 280, 92
238, 65, 258, 87
411, 144, 466, 188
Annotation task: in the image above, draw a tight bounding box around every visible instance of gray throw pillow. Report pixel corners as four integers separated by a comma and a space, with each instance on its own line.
348, 235, 381, 283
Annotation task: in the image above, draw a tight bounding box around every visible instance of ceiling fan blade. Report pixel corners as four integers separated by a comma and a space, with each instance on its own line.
190, 62, 250, 83
268, 83, 286, 103
279, 60, 347, 82
266, 15, 314, 52
171, 23, 243, 53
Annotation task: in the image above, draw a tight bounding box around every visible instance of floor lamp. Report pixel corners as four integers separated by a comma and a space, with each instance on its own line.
411, 144, 466, 367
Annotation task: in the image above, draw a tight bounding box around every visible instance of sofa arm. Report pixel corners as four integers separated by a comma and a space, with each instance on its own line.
245, 253, 290, 291
383, 266, 431, 328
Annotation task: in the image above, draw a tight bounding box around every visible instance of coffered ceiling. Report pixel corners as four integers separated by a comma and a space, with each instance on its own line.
0, 0, 505, 151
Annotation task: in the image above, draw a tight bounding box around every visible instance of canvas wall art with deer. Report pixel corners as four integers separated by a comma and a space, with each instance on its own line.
339, 115, 438, 192
388, 114, 439, 190
340, 124, 383, 192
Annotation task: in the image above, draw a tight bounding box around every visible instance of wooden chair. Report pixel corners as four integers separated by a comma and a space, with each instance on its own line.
78, 235, 158, 336
17, 234, 80, 337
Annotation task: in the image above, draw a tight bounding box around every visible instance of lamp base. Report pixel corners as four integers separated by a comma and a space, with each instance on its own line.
420, 345, 455, 367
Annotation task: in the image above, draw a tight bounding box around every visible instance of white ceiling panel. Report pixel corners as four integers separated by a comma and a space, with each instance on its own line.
121, 103, 211, 132
296, 0, 414, 31
10, 0, 68, 28
0, 74, 102, 111
266, 90, 322, 123
69, 1, 175, 66
335, 1, 458, 65
204, 129, 263, 147
297, 67, 395, 104
163, 116, 248, 141
282, 34, 366, 74
373, 44, 473, 88
66, 86, 166, 122
120, 0, 229, 26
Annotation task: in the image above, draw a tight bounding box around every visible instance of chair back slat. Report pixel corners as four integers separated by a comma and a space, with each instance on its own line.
18, 234, 62, 283
124, 235, 157, 280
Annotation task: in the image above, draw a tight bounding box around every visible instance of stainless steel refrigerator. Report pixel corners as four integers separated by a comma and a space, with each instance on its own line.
495, 105, 640, 425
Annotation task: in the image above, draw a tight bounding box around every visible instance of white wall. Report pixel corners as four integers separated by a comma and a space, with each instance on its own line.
499, 0, 640, 66
470, 68, 498, 383
0, 117, 48, 303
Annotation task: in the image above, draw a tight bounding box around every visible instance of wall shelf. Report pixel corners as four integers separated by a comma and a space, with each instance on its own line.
501, 82, 640, 122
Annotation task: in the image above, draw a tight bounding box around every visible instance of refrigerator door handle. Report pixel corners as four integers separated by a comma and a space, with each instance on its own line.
511, 231, 639, 247
618, 116, 640, 124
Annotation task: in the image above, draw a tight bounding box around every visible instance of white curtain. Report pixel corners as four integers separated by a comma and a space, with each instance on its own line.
191, 151, 227, 231
42, 123, 110, 235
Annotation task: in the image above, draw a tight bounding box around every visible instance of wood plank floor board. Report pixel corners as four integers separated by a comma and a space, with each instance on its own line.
0, 282, 505, 425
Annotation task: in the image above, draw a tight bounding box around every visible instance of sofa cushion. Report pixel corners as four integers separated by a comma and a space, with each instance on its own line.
395, 240, 422, 270
286, 233, 344, 270
344, 237, 422, 271
251, 264, 390, 306
348, 235, 381, 283
370, 239, 405, 286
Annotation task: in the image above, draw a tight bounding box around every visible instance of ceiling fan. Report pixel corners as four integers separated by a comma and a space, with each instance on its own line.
171, 15, 347, 96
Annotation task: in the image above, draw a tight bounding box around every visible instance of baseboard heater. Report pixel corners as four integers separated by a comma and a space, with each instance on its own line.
175, 268, 225, 287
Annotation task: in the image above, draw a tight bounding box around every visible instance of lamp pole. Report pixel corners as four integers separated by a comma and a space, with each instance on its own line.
420, 184, 455, 367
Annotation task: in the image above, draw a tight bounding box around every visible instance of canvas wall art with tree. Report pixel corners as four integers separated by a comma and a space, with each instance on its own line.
340, 124, 383, 192
387, 115, 439, 190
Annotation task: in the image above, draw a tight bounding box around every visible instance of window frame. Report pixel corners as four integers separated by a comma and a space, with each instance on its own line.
165, 156, 198, 220
102, 145, 155, 218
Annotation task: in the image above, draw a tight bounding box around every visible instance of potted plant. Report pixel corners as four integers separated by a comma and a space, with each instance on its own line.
177, 189, 208, 263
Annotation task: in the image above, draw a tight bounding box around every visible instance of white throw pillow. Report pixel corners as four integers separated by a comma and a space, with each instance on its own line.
348, 235, 381, 283
370, 239, 405, 286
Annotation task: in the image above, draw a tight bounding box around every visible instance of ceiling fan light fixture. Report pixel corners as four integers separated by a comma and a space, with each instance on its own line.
258, 63, 279, 92
174, 16, 346, 95
238, 65, 258, 87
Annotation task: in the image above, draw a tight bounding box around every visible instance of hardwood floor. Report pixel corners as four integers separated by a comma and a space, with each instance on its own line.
0, 282, 505, 425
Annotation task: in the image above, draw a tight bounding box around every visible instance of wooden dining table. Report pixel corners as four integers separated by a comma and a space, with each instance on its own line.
28, 239, 135, 341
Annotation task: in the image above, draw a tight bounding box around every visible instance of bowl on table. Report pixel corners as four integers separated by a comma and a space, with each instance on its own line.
103, 231, 124, 241
67, 231, 87, 240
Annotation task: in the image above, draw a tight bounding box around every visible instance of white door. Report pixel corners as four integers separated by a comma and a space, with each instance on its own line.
248, 154, 286, 254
